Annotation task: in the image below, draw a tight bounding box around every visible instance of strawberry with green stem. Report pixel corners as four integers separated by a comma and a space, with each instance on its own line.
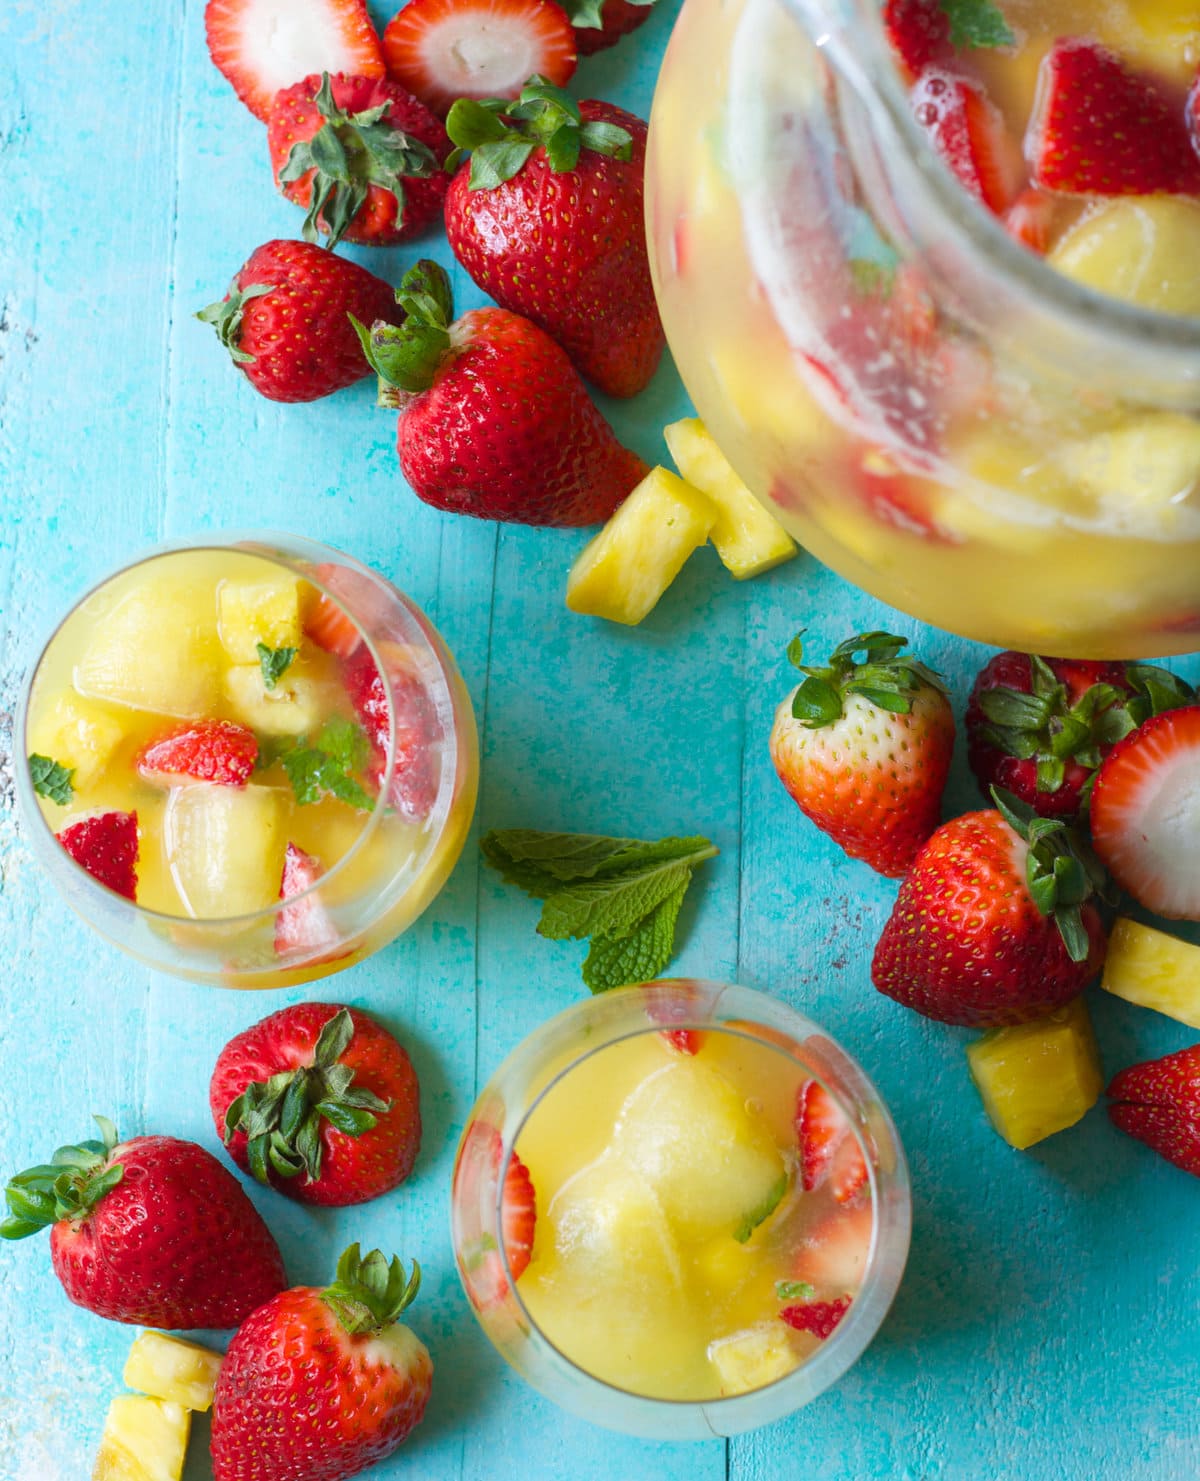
872, 788, 1108, 1027
353, 259, 647, 525
443, 78, 663, 398
211, 1245, 432, 1480
768, 630, 954, 879
211, 1004, 421, 1206
1, 1116, 286, 1328
569, 0, 656, 54
268, 71, 449, 249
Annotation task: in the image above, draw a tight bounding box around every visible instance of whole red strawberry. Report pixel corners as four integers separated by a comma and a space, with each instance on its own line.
966, 652, 1193, 823
768, 630, 954, 878
569, 0, 655, 56
355, 259, 647, 524
211, 1004, 421, 1207
197, 239, 402, 402
871, 792, 1108, 1027
268, 72, 449, 249
0, 1116, 286, 1327
443, 80, 664, 398
1108, 1044, 1200, 1179
211, 1245, 432, 1481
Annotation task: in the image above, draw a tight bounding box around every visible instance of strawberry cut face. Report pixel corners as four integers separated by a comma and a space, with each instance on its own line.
911, 70, 1019, 215
341, 645, 441, 823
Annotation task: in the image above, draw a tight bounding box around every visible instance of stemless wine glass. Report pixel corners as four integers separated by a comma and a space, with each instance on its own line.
16, 533, 478, 987
451, 980, 910, 1440
646, 0, 1200, 657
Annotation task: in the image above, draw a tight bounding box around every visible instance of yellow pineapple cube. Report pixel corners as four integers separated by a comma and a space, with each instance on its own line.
1048, 198, 1200, 316
27, 691, 124, 790
707, 1323, 803, 1396
123, 1331, 223, 1412
566, 467, 715, 625
1058, 413, 1200, 519
224, 664, 323, 736
217, 577, 303, 663
1101, 918, 1200, 1029
93, 1395, 189, 1481
966, 997, 1103, 1151
75, 578, 221, 719
664, 418, 797, 578
164, 783, 287, 919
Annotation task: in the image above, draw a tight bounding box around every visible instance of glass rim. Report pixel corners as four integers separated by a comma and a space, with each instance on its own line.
15, 529, 464, 931
485, 981, 912, 1416
785, 0, 1200, 363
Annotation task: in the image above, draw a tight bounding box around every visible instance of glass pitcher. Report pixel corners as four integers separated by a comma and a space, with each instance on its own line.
646, 0, 1200, 657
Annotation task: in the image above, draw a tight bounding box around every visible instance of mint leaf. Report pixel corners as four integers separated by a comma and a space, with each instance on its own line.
28, 754, 74, 806
281, 720, 373, 811
776, 1280, 816, 1303
940, 0, 1014, 48
482, 827, 718, 994
257, 643, 297, 691
581, 881, 688, 993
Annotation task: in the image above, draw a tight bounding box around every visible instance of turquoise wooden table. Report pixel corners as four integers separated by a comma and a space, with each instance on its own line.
2, 1, 1200, 1476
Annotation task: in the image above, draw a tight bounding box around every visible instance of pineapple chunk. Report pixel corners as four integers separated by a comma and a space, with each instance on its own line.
224, 664, 322, 736
93, 1395, 189, 1481
123, 1331, 223, 1412
566, 467, 715, 625
1049, 198, 1200, 317
664, 417, 797, 578
966, 997, 1103, 1151
164, 783, 287, 919
707, 1322, 803, 1396
217, 577, 303, 663
27, 691, 124, 790
1101, 918, 1200, 1029
1058, 414, 1200, 517
75, 579, 221, 719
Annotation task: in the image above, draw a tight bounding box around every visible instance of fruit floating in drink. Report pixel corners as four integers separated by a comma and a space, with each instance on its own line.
19, 537, 477, 986
452, 982, 909, 1438
646, 0, 1200, 655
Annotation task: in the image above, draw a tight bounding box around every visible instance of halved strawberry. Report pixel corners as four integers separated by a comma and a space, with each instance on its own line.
1004, 186, 1056, 254
1090, 705, 1200, 920
274, 843, 344, 962
381, 0, 577, 117
795, 1080, 868, 1204
644, 979, 708, 1056
501, 1152, 537, 1281
205, 0, 385, 122
791, 1200, 873, 1294
56, 811, 139, 901
136, 720, 258, 789
1028, 40, 1200, 196
342, 646, 440, 822
779, 1294, 851, 1340
883, 0, 950, 80
1108, 1045, 1200, 1179
911, 70, 1019, 214
569, 0, 654, 56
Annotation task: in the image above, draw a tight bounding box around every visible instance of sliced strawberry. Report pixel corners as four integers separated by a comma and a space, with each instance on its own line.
796, 1080, 868, 1203
136, 719, 258, 789
56, 811, 139, 901
571, 0, 654, 56
382, 0, 577, 117
205, 0, 385, 121
779, 1294, 852, 1340
791, 1200, 873, 1294
1029, 40, 1200, 197
274, 843, 344, 961
1090, 705, 1200, 920
343, 646, 440, 822
911, 70, 1018, 214
304, 568, 364, 658
501, 1152, 537, 1280
883, 0, 950, 80
644, 979, 708, 1056
1108, 1044, 1200, 1179
1004, 187, 1056, 254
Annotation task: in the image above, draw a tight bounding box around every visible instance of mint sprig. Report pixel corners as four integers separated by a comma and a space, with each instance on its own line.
281, 718, 374, 811
28, 754, 74, 806
257, 643, 297, 691
481, 829, 718, 993
939, 0, 1014, 49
